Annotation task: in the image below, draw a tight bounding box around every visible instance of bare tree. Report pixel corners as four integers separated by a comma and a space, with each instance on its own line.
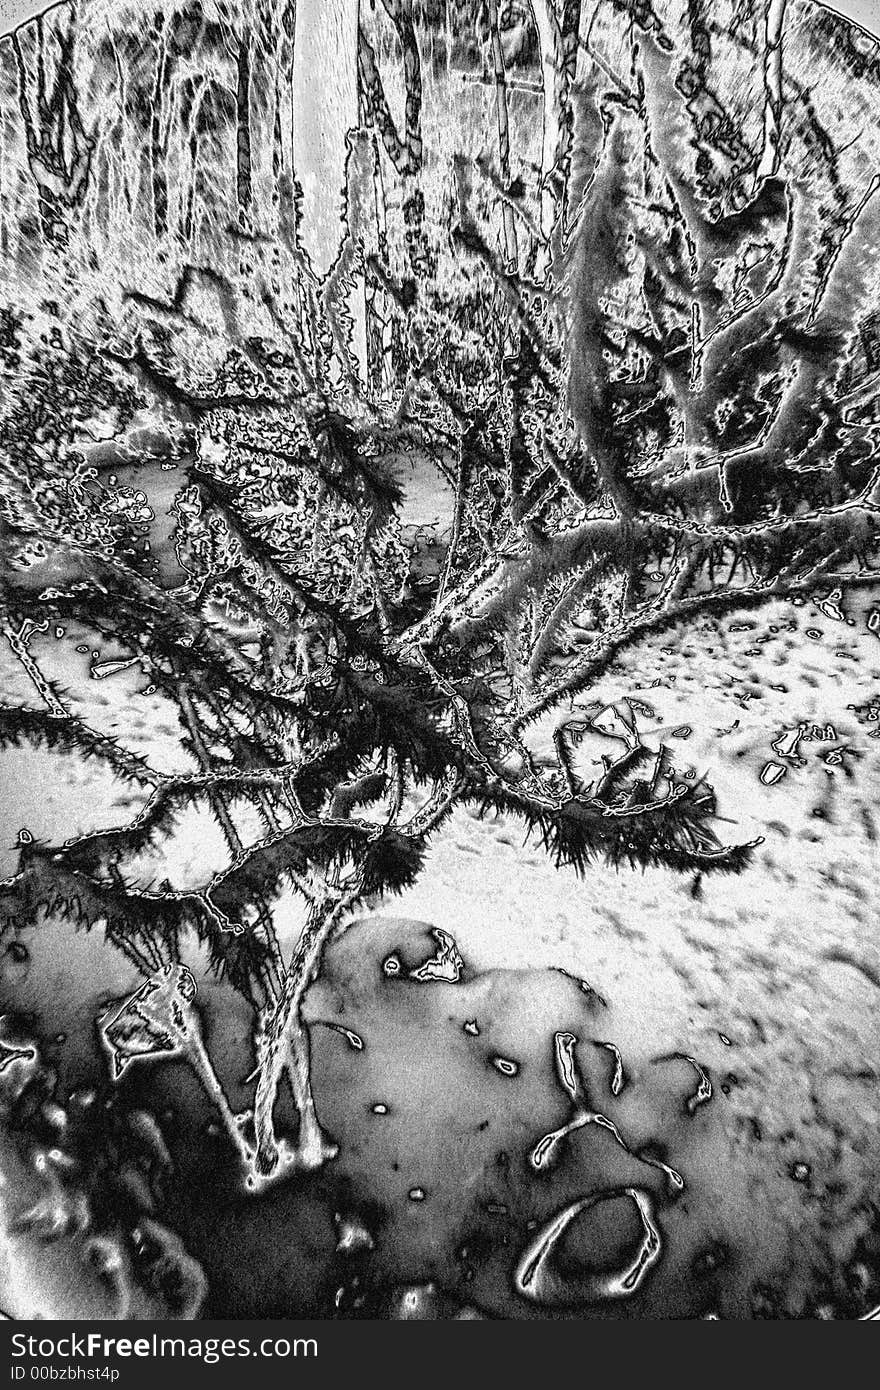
486, 0, 520, 270
0, 1, 877, 1191
756, 0, 787, 184
10, 14, 94, 244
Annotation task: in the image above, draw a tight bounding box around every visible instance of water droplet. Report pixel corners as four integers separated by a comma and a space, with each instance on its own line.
0, 1038, 35, 1074
334, 1212, 375, 1255
514, 1188, 662, 1307
321, 1021, 364, 1051
90, 657, 140, 681
595, 1041, 626, 1095
760, 761, 786, 786
409, 928, 464, 983
388, 1283, 439, 1319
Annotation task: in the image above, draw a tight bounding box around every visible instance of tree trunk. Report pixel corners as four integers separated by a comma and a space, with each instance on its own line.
381, 0, 423, 174
150, 18, 169, 241
529, 0, 568, 281
291, 0, 366, 382
756, 0, 787, 184
365, 132, 395, 395
10, 23, 93, 247
291, 0, 361, 278
358, 2, 425, 276
487, 0, 519, 272
235, 29, 253, 217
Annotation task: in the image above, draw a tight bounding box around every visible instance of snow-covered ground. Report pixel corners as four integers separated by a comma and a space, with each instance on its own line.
371, 593, 880, 1314
1, 589, 879, 1317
